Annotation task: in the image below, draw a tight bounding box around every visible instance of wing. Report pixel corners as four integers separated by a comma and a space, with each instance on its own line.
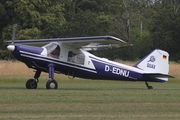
6, 36, 132, 51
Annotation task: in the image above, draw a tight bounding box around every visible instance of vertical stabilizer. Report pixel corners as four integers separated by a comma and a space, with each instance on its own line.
134, 49, 169, 76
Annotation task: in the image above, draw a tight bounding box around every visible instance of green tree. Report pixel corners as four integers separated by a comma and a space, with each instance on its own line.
62, 10, 99, 37
3, 0, 65, 40
149, 2, 180, 61
0, 0, 66, 59
59, 0, 113, 37
0, 1, 9, 59
145, 0, 180, 61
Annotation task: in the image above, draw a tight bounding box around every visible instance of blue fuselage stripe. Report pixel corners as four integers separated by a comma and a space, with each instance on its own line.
20, 51, 97, 74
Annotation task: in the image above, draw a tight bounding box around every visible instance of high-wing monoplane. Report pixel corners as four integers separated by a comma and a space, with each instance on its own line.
6, 25, 174, 89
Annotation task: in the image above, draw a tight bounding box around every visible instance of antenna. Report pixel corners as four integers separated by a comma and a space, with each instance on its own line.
11, 24, 17, 45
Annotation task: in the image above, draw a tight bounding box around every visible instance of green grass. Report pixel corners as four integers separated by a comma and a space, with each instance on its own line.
0, 61, 180, 119
0, 75, 180, 120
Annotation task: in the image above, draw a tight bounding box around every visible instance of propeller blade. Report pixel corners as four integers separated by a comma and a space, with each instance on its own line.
11, 24, 17, 45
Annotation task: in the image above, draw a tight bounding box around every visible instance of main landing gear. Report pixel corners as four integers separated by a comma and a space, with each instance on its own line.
26, 64, 58, 89
145, 81, 153, 89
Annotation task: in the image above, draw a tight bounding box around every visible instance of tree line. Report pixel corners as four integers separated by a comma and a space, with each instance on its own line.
0, 0, 180, 61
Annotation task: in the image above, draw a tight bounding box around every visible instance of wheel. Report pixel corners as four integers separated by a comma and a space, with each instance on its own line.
148, 86, 153, 89
26, 79, 37, 89
46, 79, 58, 89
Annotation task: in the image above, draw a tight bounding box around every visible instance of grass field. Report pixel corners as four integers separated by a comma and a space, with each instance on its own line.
0, 61, 180, 120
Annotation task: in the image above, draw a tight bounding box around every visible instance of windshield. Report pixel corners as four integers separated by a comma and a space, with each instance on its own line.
44, 43, 60, 58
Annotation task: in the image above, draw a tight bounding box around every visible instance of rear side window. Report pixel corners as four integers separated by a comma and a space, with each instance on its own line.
68, 51, 85, 65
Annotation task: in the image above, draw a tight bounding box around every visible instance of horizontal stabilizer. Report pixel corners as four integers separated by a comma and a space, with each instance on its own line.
143, 73, 175, 78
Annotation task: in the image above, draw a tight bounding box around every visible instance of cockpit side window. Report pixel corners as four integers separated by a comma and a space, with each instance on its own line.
68, 51, 85, 65
45, 43, 60, 58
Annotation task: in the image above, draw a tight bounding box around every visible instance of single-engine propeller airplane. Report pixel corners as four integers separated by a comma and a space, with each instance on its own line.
6, 24, 174, 89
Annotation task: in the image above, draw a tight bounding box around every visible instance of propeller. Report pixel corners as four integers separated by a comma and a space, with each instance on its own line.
7, 24, 17, 52
3, 24, 17, 71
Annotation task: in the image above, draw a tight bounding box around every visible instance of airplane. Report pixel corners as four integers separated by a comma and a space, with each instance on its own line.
6, 25, 174, 89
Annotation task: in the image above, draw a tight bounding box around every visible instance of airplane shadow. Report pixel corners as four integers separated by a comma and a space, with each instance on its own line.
0, 85, 180, 90
0, 86, 146, 90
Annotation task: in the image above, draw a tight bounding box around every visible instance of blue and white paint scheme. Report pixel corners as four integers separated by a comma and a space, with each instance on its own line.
7, 35, 174, 89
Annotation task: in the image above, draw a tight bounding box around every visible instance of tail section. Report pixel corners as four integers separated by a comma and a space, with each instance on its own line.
134, 49, 171, 81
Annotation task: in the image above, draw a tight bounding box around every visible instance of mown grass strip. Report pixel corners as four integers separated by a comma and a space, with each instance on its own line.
0, 61, 180, 120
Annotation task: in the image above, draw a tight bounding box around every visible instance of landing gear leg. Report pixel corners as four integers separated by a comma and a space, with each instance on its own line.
26, 70, 41, 89
46, 64, 58, 89
145, 81, 153, 89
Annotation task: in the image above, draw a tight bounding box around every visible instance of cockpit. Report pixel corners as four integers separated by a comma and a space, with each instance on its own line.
44, 42, 60, 58
42, 42, 85, 65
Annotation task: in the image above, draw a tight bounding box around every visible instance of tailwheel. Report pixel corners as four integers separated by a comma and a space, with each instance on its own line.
26, 79, 37, 89
148, 86, 153, 89
145, 81, 153, 89
46, 79, 58, 89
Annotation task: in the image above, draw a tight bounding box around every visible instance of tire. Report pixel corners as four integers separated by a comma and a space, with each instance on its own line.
46, 79, 58, 89
148, 86, 153, 89
26, 79, 37, 89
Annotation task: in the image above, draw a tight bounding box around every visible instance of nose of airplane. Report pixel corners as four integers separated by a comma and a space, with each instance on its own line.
7, 45, 15, 51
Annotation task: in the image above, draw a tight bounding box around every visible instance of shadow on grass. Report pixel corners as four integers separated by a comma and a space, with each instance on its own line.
1, 85, 179, 91
0, 80, 180, 90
